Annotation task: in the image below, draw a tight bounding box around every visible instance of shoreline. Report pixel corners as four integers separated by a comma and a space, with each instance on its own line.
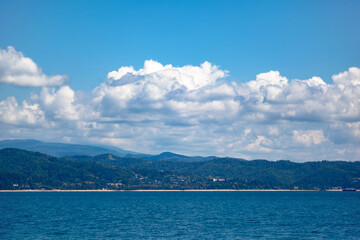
0, 189, 347, 192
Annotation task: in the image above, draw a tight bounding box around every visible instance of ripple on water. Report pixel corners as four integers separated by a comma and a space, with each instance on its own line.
0, 191, 360, 239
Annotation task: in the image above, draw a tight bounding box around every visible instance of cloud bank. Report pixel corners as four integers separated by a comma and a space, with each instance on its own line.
0, 46, 68, 87
0, 47, 359, 161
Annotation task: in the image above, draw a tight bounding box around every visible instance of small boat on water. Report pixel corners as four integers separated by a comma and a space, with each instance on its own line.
342, 188, 357, 191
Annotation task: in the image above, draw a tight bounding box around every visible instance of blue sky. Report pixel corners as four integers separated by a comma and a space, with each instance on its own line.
0, 0, 359, 161
2, 0, 359, 91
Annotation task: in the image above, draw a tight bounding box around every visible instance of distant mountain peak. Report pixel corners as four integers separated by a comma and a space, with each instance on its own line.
0, 139, 137, 158
158, 152, 188, 158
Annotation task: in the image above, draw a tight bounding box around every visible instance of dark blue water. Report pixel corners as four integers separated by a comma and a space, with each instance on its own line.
1, 191, 359, 239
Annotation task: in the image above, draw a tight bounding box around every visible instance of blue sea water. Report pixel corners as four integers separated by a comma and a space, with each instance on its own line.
1, 191, 359, 239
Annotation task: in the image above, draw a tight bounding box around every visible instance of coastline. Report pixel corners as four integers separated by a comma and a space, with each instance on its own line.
0, 189, 347, 192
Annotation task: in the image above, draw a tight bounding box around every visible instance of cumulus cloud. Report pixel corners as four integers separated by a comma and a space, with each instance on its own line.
0, 57, 359, 161
0, 97, 45, 125
107, 60, 227, 91
332, 67, 360, 88
292, 130, 327, 146
244, 136, 273, 153
0, 46, 68, 87
38, 86, 80, 120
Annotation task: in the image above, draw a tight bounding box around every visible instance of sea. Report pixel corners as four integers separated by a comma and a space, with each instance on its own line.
1, 191, 359, 239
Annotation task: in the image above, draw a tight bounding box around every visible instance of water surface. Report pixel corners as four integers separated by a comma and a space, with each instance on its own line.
1, 191, 359, 239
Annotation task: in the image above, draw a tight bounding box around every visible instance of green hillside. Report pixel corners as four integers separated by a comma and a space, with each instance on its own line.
0, 139, 136, 157
1, 148, 360, 190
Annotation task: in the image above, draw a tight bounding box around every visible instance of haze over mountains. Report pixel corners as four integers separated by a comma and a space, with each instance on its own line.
0, 139, 216, 162
0, 139, 136, 157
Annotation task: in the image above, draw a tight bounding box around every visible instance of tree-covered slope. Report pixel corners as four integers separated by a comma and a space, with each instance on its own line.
0, 148, 135, 189
2, 148, 360, 190
0, 139, 136, 157
65, 154, 360, 190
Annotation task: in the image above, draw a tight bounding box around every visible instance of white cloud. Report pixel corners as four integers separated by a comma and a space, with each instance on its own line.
39, 86, 79, 120
0, 46, 68, 87
332, 67, 360, 88
303, 76, 326, 87
292, 130, 327, 146
244, 136, 273, 153
247, 70, 288, 90
106, 59, 227, 91
0, 57, 359, 161
0, 97, 45, 125
243, 128, 252, 136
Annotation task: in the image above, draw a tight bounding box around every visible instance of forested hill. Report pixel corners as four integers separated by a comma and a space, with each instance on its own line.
0, 139, 136, 157
1, 148, 360, 190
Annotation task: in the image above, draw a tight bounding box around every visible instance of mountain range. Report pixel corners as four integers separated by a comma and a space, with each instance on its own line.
0, 139, 134, 157
1, 142, 360, 190
0, 139, 216, 162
